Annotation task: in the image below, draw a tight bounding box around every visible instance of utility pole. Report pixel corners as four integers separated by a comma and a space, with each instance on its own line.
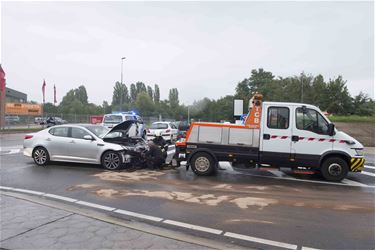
120, 57, 126, 111
301, 73, 304, 102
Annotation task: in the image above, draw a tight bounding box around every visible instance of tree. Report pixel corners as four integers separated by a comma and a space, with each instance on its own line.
135, 92, 154, 116
154, 84, 160, 103
147, 85, 154, 102
248, 68, 275, 94
136, 81, 147, 95
102, 101, 112, 114
112, 81, 129, 107
75, 85, 88, 104
169, 88, 179, 107
130, 84, 137, 103
325, 76, 353, 115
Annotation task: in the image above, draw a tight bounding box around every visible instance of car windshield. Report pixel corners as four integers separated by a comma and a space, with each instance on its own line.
103, 115, 123, 124
151, 123, 168, 129
84, 125, 110, 138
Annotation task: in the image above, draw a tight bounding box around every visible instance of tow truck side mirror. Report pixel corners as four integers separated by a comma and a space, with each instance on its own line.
328, 123, 335, 136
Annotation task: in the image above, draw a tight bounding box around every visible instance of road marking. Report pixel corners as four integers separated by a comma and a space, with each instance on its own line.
12, 188, 45, 195
341, 179, 367, 187
364, 165, 375, 170
114, 209, 163, 222
43, 193, 78, 203
361, 171, 375, 177
301, 247, 321, 250
163, 220, 222, 235
231, 171, 375, 188
0, 186, 14, 191
224, 232, 297, 249
76, 201, 115, 211
0, 186, 331, 250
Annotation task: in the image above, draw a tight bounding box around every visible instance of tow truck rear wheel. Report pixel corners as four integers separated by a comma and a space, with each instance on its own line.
320, 157, 348, 182
190, 152, 216, 176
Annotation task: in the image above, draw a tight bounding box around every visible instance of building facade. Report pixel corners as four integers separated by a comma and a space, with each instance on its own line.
5, 87, 27, 103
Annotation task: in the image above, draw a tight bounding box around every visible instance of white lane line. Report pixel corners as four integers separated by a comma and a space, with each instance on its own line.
235, 171, 375, 188
224, 232, 297, 250
0, 186, 14, 191
163, 219, 222, 235
76, 201, 115, 211
341, 179, 368, 187
43, 193, 78, 203
301, 246, 321, 250
12, 188, 45, 195
114, 209, 163, 222
361, 171, 375, 177
364, 165, 375, 170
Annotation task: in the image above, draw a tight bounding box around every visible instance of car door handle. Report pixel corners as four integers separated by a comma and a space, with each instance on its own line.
97, 143, 105, 147
46, 138, 52, 141
69, 140, 75, 143
291, 135, 299, 142
263, 134, 270, 140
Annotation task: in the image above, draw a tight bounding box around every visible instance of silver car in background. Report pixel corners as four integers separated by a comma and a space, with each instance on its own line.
23, 121, 149, 170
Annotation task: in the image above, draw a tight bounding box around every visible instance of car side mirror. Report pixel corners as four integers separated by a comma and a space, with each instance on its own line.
327, 123, 335, 136
83, 135, 94, 140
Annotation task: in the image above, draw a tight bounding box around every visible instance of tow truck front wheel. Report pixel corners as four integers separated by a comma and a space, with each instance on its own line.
190, 152, 216, 176
320, 157, 348, 182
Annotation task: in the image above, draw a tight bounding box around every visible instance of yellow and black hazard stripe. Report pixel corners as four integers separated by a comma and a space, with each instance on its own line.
350, 158, 365, 172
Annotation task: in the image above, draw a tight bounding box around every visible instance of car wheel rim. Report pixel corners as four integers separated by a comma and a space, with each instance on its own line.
195, 157, 210, 172
34, 149, 47, 164
104, 153, 120, 169
328, 163, 342, 176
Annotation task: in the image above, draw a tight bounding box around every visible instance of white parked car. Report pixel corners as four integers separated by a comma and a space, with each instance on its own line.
147, 122, 178, 142
102, 112, 146, 139
23, 121, 149, 170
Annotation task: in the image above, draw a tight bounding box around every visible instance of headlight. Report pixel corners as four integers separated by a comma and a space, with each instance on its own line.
355, 148, 364, 156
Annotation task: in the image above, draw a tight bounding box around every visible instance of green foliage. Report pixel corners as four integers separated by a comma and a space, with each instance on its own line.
329, 115, 375, 123
234, 68, 374, 116
112, 81, 129, 107
154, 84, 160, 103
147, 85, 154, 101
135, 92, 154, 116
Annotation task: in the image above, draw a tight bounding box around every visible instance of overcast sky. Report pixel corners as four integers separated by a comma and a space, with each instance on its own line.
1, 1, 374, 105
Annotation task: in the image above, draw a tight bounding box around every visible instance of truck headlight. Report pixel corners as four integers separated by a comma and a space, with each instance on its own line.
355, 149, 364, 156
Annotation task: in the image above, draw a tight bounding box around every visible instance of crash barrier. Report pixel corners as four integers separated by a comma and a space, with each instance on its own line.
1, 113, 176, 129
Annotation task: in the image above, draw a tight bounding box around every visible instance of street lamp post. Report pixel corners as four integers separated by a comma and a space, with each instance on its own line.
120, 57, 126, 111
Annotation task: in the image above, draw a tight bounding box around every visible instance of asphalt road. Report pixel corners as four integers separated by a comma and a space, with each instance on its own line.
1, 133, 374, 249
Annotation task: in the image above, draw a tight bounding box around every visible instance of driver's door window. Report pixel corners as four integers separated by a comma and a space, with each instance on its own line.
296, 108, 329, 135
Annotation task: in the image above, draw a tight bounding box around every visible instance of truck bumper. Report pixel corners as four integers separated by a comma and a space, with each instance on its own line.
350, 157, 365, 172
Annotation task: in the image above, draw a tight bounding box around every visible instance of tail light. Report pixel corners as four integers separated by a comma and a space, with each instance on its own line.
24, 135, 33, 140
165, 129, 171, 133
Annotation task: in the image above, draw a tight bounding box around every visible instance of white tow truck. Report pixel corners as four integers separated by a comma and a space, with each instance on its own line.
175, 93, 365, 181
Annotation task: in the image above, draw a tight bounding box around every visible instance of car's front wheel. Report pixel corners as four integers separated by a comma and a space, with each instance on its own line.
320, 157, 349, 182
101, 151, 122, 170
32, 147, 50, 166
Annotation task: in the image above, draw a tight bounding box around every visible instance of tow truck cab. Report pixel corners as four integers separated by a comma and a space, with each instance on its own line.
175, 94, 364, 181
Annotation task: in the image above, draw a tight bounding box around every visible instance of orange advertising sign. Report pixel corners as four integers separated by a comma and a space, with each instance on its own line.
5, 103, 43, 115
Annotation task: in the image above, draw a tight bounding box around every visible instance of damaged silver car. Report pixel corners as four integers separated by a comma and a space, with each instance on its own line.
23, 120, 149, 170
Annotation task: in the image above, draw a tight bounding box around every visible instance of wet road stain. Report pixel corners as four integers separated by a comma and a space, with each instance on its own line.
94, 170, 165, 182
230, 197, 278, 209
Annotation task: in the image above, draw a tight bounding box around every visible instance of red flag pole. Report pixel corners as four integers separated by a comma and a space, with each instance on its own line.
0, 64, 6, 129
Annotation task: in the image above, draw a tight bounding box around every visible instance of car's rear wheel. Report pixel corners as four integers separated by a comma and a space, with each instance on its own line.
320, 157, 348, 182
190, 152, 216, 176
32, 147, 50, 166
101, 151, 122, 170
